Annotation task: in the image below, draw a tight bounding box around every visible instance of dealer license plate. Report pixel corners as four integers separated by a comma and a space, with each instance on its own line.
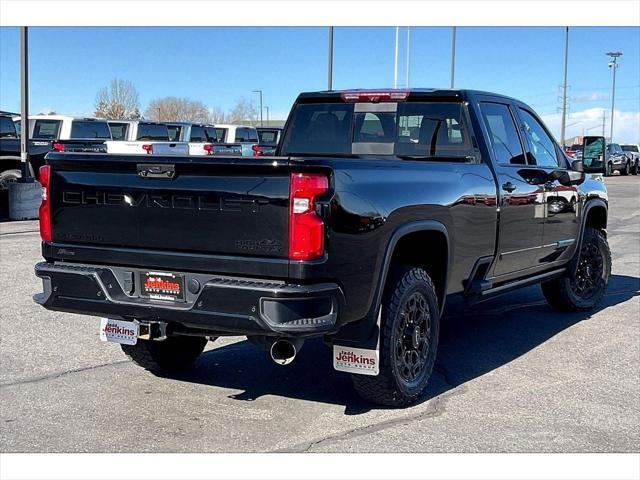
140, 271, 185, 302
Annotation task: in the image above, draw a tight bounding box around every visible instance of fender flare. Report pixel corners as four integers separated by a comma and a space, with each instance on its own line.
570, 197, 608, 276
332, 220, 451, 349
373, 220, 451, 317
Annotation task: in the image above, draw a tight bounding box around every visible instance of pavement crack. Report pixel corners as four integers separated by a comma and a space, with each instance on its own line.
0, 360, 130, 388
277, 385, 465, 453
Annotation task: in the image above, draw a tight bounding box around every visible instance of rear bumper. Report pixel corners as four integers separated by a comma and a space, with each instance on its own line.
34, 262, 345, 337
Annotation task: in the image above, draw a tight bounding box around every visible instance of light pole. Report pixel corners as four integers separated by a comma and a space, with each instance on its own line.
394, 26, 399, 88
264, 106, 269, 126
19, 26, 30, 181
252, 90, 263, 127
560, 27, 569, 147
450, 26, 457, 88
405, 27, 410, 88
327, 26, 334, 90
606, 51, 622, 141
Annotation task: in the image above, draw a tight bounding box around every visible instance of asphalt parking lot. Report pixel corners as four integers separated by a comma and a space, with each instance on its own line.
0, 175, 638, 453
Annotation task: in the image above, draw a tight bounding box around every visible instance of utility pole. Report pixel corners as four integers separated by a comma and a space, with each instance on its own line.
405, 27, 410, 88
560, 27, 569, 147
606, 51, 622, 141
264, 106, 269, 126
19, 27, 30, 181
252, 90, 263, 127
394, 26, 399, 88
450, 26, 457, 88
327, 26, 334, 90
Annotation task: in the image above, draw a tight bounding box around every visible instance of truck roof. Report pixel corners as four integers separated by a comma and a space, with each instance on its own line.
296, 88, 519, 103
28, 115, 107, 122
213, 124, 256, 129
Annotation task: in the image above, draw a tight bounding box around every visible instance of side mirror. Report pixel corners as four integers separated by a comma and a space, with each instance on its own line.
571, 159, 583, 172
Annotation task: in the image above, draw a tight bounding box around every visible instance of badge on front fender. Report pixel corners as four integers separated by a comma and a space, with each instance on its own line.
333, 345, 379, 376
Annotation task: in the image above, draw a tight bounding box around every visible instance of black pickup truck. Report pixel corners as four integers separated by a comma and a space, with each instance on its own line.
0, 113, 108, 196
34, 89, 610, 406
0, 113, 50, 193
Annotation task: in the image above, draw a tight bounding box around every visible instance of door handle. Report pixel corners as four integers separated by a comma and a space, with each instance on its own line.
502, 182, 517, 193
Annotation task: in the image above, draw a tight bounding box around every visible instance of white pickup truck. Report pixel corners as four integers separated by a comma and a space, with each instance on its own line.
106, 120, 189, 155
164, 122, 225, 156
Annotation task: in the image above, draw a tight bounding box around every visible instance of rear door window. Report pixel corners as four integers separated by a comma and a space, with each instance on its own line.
70, 121, 112, 139
108, 122, 129, 141
32, 120, 62, 140
0, 116, 17, 138
479, 103, 527, 165
136, 123, 169, 141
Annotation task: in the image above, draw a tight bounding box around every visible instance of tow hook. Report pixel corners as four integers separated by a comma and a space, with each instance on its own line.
135, 320, 168, 341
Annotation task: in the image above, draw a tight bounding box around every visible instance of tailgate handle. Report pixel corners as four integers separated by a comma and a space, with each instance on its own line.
137, 164, 175, 179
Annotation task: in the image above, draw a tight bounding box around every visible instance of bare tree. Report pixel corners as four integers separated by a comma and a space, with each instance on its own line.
146, 97, 213, 123
228, 97, 258, 125
94, 78, 140, 119
209, 106, 228, 124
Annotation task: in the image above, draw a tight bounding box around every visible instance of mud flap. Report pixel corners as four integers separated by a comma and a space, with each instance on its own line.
332, 308, 381, 376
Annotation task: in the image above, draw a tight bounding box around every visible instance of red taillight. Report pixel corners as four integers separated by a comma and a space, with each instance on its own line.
52, 143, 65, 152
252, 145, 263, 157
341, 90, 409, 103
289, 172, 329, 261
38, 165, 52, 242
203, 144, 214, 155
142, 144, 153, 154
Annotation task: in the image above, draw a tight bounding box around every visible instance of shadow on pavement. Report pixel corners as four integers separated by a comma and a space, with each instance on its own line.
163, 274, 639, 415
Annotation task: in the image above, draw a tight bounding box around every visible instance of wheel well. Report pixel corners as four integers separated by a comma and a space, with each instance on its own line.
388, 230, 448, 307
585, 204, 607, 233
0, 158, 21, 173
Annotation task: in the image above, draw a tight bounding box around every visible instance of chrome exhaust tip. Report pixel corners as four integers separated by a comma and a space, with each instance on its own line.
270, 339, 303, 365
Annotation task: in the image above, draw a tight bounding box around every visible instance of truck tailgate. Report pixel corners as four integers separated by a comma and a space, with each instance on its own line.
47, 153, 291, 260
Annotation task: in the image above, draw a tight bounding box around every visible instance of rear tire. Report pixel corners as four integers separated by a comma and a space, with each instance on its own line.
621, 162, 630, 176
0, 169, 21, 192
541, 228, 611, 312
121, 336, 208, 373
351, 267, 440, 407
632, 161, 639, 175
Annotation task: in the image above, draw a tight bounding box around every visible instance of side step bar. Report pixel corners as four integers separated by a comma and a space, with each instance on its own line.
467, 268, 566, 303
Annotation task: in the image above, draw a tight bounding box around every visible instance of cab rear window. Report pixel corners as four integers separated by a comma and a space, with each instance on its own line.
33, 120, 62, 140
71, 121, 112, 139
281, 101, 473, 159
0, 116, 17, 138
136, 123, 169, 141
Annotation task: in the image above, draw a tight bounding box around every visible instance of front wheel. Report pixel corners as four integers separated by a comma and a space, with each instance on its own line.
121, 336, 208, 373
632, 162, 639, 175
541, 228, 611, 312
351, 267, 440, 407
604, 163, 612, 177
621, 162, 630, 176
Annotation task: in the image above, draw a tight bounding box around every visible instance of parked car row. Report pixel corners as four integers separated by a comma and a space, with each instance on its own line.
565, 137, 639, 176
0, 111, 284, 192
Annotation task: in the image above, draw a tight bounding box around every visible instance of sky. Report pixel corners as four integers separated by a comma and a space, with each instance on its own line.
0, 26, 638, 142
